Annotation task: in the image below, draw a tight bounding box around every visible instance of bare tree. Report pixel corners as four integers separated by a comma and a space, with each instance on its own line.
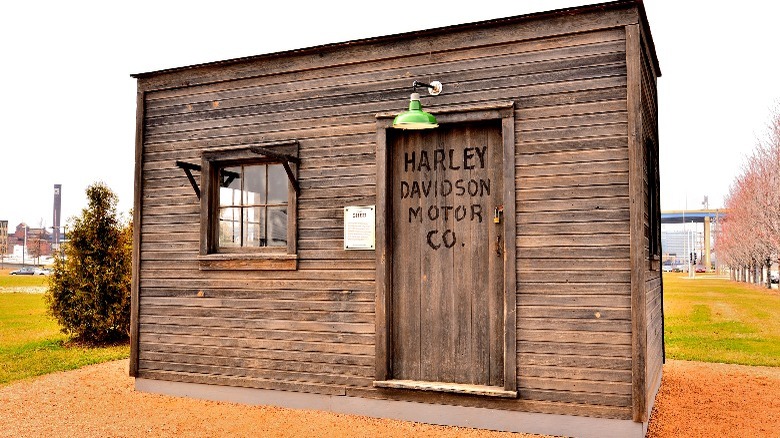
718, 106, 780, 287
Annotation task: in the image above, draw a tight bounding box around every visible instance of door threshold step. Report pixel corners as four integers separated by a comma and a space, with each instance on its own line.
373, 380, 517, 398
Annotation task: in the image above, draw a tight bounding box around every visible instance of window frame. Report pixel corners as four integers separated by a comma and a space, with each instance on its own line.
199, 142, 298, 270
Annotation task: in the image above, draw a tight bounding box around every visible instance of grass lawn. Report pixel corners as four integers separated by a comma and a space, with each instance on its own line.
663, 273, 780, 367
0, 269, 49, 288
0, 290, 129, 386
1, 268, 777, 386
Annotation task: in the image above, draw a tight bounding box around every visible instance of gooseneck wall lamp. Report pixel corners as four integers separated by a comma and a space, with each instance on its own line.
392, 80, 443, 130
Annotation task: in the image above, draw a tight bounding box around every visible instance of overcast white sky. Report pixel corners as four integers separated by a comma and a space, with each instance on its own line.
1, 0, 778, 229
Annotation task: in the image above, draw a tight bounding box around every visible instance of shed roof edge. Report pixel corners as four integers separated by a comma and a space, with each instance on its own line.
131, 0, 659, 80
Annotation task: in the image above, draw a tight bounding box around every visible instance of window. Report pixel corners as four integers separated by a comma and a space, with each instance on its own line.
218, 164, 288, 249
199, 142, 298, 270
647, 138, 661, 267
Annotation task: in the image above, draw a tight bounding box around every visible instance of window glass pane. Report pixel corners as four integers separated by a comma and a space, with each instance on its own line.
268, 164, 288, 204
243, 165, 266, 205
267, 206, 287, 246
213, 156, 294, 252
219, 207, 241, 247
219, 166, 242, 207
243, 207, 266, 247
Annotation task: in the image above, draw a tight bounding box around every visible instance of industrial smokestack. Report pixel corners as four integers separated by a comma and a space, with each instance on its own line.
53, 184, 62, 247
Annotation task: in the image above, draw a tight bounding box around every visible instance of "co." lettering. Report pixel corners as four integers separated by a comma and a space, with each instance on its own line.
426, 229, 456, 250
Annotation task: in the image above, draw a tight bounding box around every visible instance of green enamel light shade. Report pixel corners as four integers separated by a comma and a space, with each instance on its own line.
392, 93, 438, 130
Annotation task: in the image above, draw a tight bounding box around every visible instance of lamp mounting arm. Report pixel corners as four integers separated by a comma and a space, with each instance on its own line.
412, 80, 442, 96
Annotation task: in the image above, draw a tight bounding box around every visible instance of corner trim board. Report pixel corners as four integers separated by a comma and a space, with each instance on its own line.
129, 89, 145, 377
626, 23, 648, 423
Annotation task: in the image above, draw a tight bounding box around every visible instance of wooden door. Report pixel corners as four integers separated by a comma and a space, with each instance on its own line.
389, 121, 505, 388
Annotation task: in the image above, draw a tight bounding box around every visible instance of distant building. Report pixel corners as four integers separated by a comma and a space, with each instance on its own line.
662, 230, 700, 264
662, 228, 717, 268
7, 223, 53, 257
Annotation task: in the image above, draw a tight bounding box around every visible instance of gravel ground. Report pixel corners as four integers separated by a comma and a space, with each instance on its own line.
647, 360, 780, 437
0, 359, 777, 437
0, 286, 47, 293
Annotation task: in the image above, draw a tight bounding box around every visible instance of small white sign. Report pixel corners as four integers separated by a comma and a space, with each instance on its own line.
344, 205, 375, 250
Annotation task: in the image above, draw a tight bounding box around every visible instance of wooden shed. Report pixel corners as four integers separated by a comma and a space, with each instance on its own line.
130, 1, 662, 436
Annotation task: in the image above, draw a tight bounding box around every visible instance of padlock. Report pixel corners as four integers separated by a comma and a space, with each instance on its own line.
494, 205, 503, 224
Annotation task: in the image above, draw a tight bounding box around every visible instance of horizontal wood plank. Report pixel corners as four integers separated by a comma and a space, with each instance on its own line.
137, 369, 347, 396
141, 341, 373, 366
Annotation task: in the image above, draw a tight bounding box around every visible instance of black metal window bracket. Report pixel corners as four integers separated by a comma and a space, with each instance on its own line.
175, 161, 240, 200
249, 146, 301, 195
175, 160, 202, 199
176, 144, 300, 200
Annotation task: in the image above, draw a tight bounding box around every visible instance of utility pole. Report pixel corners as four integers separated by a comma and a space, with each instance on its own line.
0, 220, 6, 270
689, 222, 696, 279
23, 225, 27, 266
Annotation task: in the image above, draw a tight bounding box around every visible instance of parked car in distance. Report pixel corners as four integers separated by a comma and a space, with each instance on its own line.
9, 266, 50, 275
694, 265, 706, 273
10, 266, 36, 275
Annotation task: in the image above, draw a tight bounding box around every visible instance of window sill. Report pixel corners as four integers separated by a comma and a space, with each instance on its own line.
198, 253, 298, 271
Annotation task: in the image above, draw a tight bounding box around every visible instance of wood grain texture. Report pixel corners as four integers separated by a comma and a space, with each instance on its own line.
142, 30, 627, 108
133, 4, 639, 90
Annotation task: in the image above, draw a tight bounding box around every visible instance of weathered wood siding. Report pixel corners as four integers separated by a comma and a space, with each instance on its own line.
638, 22, 663, 416
133, 1, 657, 422
514, 27, 632, 417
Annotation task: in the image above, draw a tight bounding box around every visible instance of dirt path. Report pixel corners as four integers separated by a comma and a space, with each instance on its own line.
0, 359, 777, 437
647, 360, 780, 437
0, 360, 526, 438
